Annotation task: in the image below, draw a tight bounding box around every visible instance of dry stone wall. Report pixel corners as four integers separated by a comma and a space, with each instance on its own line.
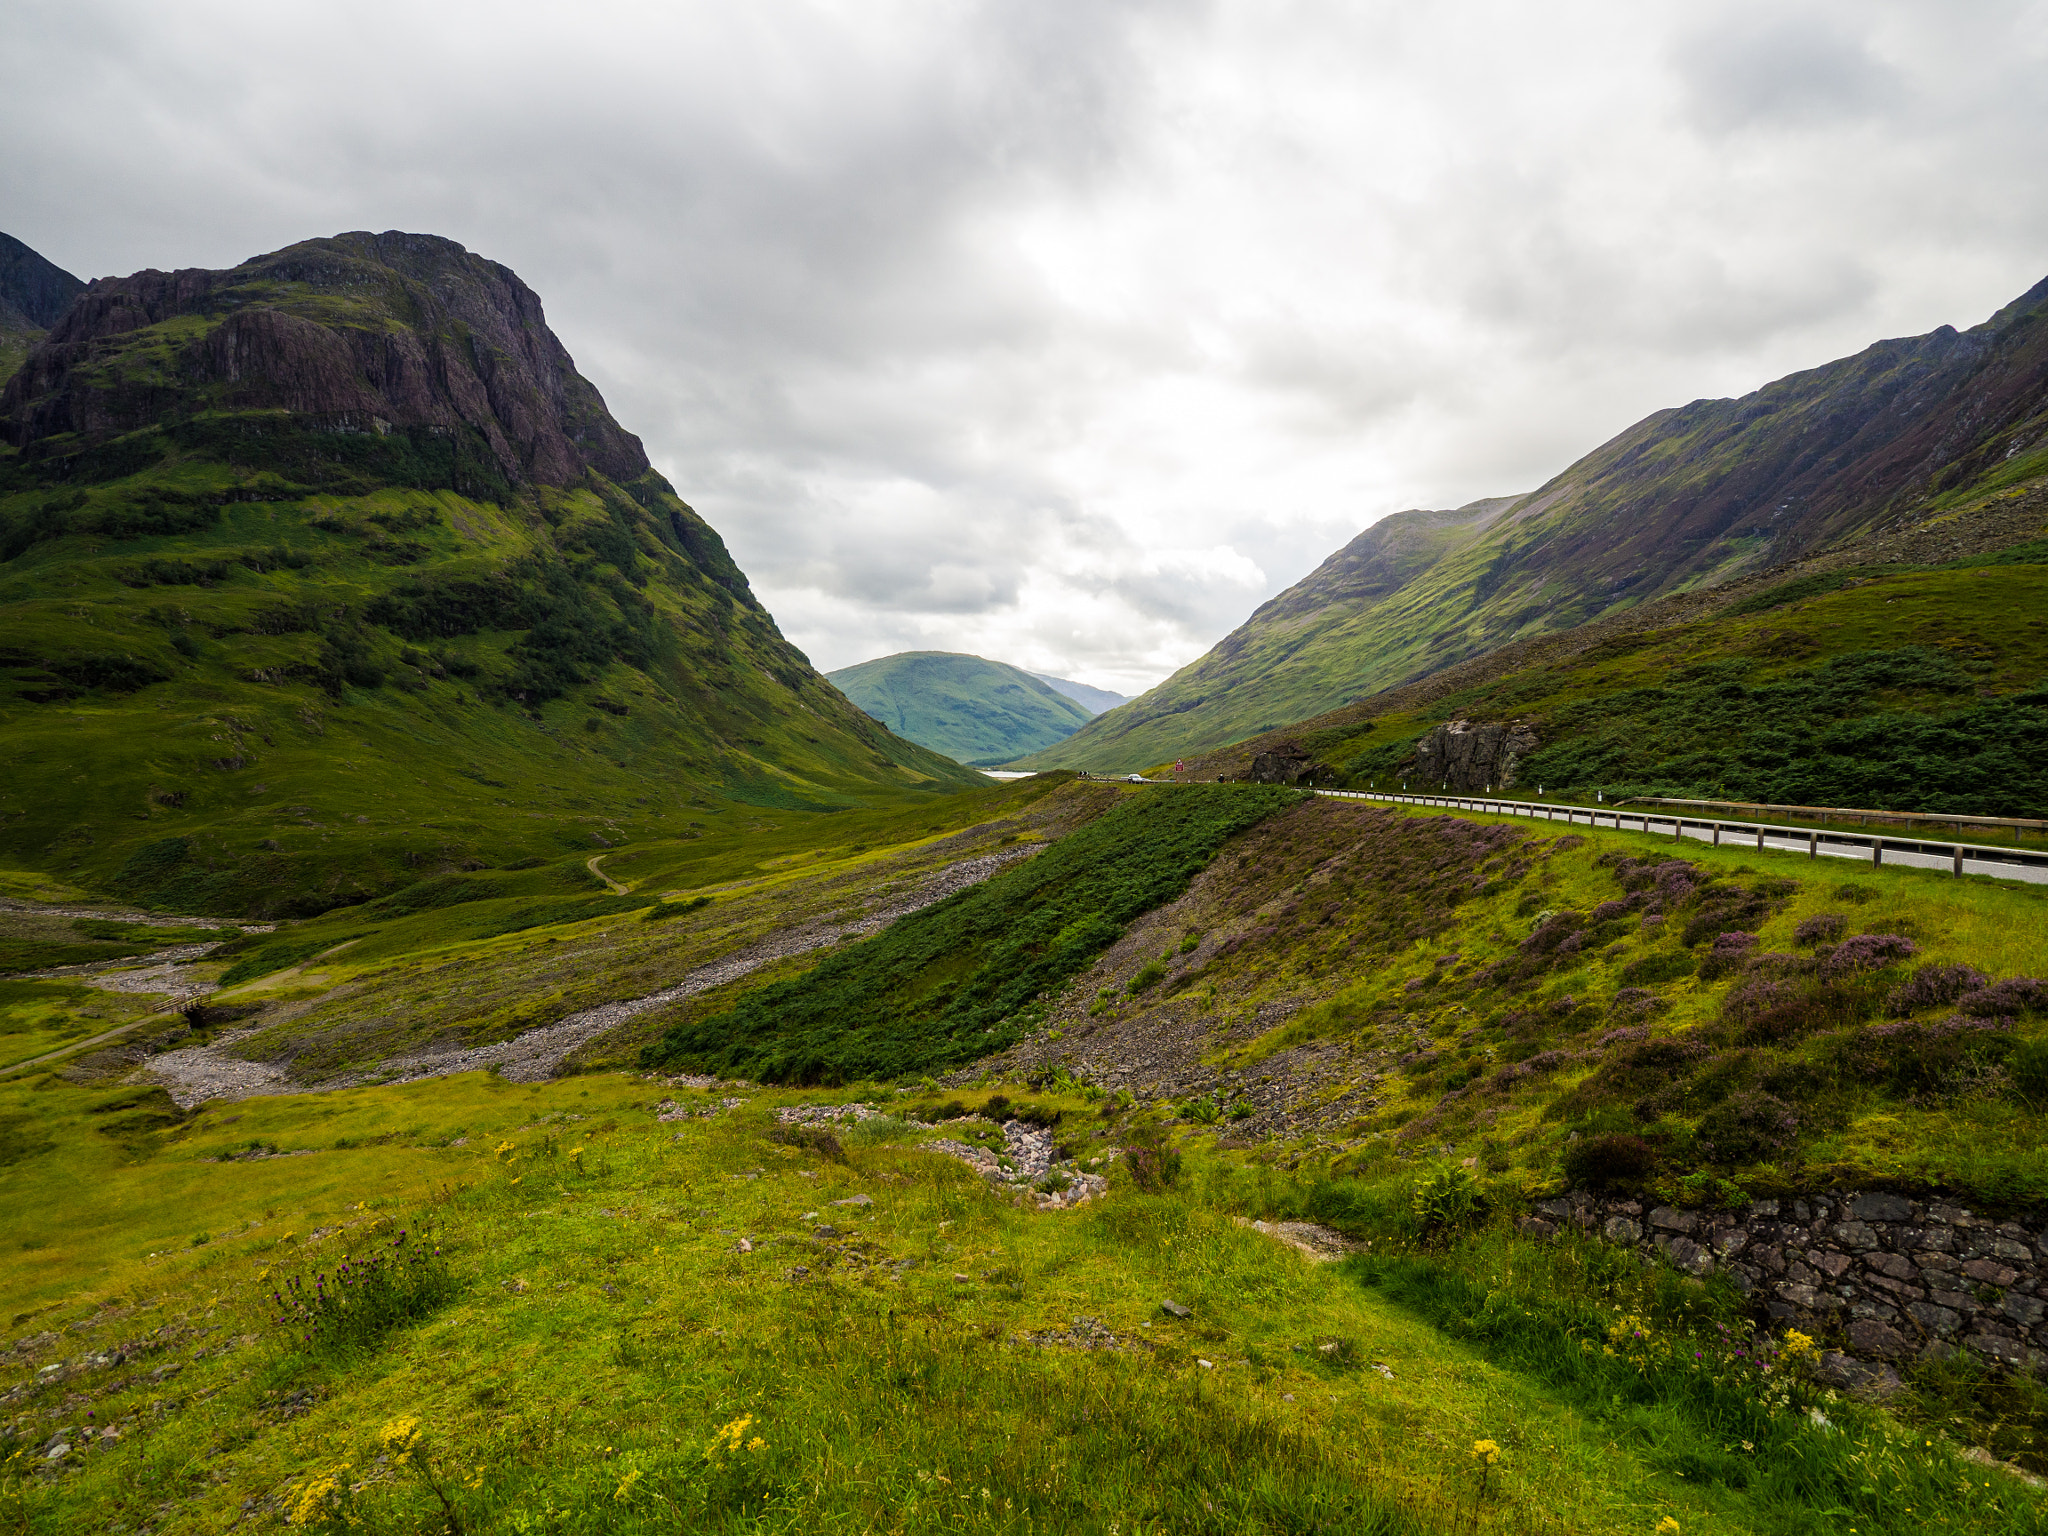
1522, 1189, 2048, 1394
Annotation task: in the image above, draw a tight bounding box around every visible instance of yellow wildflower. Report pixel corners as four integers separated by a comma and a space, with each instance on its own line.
1655, 1518, 1681, 1535
379, 1415, 422, 1458
286, 1463, 351, 1526
1472, 1439, 1500, 1465
1782, 1329, 1817, 1361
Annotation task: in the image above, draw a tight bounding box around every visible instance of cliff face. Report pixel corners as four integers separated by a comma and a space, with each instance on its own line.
2, 231, 647, 490
1024, 273, 2048, 773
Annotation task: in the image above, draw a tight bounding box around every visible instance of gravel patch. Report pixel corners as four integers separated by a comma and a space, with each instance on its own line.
139, 848, 1034, 1108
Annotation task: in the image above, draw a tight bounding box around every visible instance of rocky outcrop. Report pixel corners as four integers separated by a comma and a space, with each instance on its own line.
1244, 742, 1332, 786
1408, 719, 1538, 792
1525, 1189, 2048, 1394
1, 230, 648, 490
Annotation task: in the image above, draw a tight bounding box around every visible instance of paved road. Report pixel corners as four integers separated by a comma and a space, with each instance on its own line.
1316, 789, 2048, 887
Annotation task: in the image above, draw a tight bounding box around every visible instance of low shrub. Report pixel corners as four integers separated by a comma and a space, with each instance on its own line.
1410, 1163, 1484, 1241
1794, 913, 1847, 947
1561, 1132, 1656, 1191
1884, 962, 1988, 1017
266, 1226, 456, 1354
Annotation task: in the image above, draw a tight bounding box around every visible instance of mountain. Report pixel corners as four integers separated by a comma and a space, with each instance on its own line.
827, 651, 1095, 764
0, 233, 85, 385
1019, 274, 2048, 773
1029, 672, 1127, 715
0, 230, 978, 917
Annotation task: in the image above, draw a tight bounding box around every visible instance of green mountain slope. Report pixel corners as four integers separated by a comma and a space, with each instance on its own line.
1030, 672, 1127, 714
1178, 502, 2048, 817
0, 230, 977, 917
0, 233, 83, 388
1022, 273, 2048, 773
827, 650, 1094, 764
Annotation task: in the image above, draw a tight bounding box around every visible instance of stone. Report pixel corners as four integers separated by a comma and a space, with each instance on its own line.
1907, 1301, 1962, 1335
1848, 1298, 1900, 1323
1518, 1217, 1557, 1238
1776, 1282, 1821, 1309
1847, 1193, 1914, 1223
1991, 1239, 2032, 1262
1813, 1251, 1853, 1280
1865, 1275, 1925, 1302
830, 1194, 873, 1208
1604, 1216, 1642, 1245
1649, 1206, 1695, 1233
1534, 1199, 1571, 1219
1901, 1226, 1954, 1252
1713, 1227, 1749, 1258
1865, 1252, 1915, 1281
1751, 1245, 1786, 1274
1829, 1221, 1878, 1251
1160, 1299, 1192, 1319
1813, 1351, 1904, 1398
1749, 1199, 1780, 1217
1667, 1237, 1714, 1276
1966, 1331, 2030, 1367
1928, 1289, 1977, 1313
1963, 1258, 2019, 1287
2004, 1293, 2047, 1326
1408, 719, 1539, 794
1847, 1319, 1911, 1359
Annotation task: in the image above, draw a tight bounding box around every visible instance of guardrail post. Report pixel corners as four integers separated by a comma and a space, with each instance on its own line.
1808, 830, 1817, 859
1712, 822, 1721, 847
1953, 845, 1963, 878
1872, 838, 1883, 868
1756, 826, 1764, 851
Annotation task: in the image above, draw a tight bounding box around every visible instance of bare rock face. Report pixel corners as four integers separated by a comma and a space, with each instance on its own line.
1409, 719, 1538, 792
1, 230, 648, 490
1244, 742, 1332, 786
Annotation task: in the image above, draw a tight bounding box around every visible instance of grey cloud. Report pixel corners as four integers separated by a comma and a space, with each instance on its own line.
5, 0, 2048, 688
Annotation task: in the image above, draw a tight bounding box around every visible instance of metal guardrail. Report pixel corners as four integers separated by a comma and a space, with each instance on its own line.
1311, 789, 2048, 886
1617, 796, 2046, 840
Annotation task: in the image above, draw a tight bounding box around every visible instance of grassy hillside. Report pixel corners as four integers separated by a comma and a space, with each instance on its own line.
1023, 273, 2048, 774
0, 233, 976, 917
1190, 539, 2048, 818
7, 821, 2048, 1531
827, 651, 1095, 765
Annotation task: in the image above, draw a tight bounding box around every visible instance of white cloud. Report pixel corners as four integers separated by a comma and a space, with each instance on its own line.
5, 0, 2047, 698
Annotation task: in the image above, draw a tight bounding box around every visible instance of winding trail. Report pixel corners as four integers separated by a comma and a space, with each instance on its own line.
586, 854, 629, 894
141, 847, 1036, 1108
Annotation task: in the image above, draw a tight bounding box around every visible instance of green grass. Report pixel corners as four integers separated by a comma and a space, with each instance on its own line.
645, 785, 1304, 1082
3, 1068, 2040, 1534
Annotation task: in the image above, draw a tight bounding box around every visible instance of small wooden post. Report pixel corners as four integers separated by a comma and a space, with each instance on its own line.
1712, 823, 1721, 847
1808, 830, 1817, 859
1756, 826, 1764, 851
1871, 838, 1883, 867
1953, 844, 1964, 878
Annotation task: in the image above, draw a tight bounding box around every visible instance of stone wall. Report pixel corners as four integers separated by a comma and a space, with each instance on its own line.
1521, 1189, 2048, 1394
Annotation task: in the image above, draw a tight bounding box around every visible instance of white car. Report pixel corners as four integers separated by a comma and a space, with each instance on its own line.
1126, 774, 1148, 782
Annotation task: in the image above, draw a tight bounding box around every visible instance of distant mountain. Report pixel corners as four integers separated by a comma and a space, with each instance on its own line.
1020, 273, 2048, 772
828, 652, 1095, 764
1029, 673, 1128, 715
0, 230, 977, 916
0, 233, 84, 385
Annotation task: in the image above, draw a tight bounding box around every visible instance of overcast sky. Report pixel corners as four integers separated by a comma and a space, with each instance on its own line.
8, 0, 2048, 695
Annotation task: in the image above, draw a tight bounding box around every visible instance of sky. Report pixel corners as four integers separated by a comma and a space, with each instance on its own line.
7, 0, 2048, 697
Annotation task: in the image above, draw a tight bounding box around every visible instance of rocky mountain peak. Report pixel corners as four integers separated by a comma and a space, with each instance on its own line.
1, 230, 648, 491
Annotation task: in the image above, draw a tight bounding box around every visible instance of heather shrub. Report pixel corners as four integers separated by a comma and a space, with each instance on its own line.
1883, 962, 1988, 1018
1696, 1090, 1799, 1166
1794, 913, 1846, 947
1606, 988, 1669, 1024
1820, 933, 1917, 978
1959, 977, 2048, 1019
1697, 931, 1759, 981
1562, 1132, 1656, 1191
1836, 1016, 2012, 1099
